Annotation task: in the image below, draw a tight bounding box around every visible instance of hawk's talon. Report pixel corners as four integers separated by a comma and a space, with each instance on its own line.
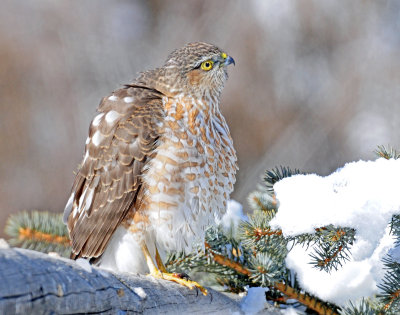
142, 244, 208, 295
172, 272, 191, 281
148, 270, 208, 296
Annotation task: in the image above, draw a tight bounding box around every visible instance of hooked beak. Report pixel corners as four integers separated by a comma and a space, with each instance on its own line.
224, 55, 235, 67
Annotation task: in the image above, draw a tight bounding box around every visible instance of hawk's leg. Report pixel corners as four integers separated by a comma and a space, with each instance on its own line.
155, 246, 167, 273
141, 243, 208, 296
155, 245, 190, 281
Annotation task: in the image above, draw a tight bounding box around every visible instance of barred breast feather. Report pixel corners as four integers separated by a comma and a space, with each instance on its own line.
133, 93, 237, 253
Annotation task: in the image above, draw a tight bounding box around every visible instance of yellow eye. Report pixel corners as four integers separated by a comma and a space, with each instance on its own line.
201, 60, 214, 71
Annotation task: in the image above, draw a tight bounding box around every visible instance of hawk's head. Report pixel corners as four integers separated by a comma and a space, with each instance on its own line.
163, 42, 235, 99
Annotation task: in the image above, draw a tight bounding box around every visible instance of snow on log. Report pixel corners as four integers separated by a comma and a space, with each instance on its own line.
0, 247, 243, 314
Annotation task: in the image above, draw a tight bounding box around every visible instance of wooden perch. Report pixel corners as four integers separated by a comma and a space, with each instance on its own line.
0, 247, 243, 314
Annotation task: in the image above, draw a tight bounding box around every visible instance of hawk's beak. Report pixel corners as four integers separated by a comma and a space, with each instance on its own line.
224, 55, 235, 67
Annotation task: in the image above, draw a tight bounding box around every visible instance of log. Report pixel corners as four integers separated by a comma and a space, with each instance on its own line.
0, 247, 243, 314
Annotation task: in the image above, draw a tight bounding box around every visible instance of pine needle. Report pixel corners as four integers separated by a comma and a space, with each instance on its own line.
5, 210, 71, 257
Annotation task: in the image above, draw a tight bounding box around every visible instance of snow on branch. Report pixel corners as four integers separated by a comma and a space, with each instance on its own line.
270, 158, 400, 306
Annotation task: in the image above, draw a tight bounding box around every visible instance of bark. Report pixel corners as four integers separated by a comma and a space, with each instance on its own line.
0, 247, 243, 314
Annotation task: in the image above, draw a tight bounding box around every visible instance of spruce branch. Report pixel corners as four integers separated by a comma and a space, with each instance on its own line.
389, 214, 400, 246
273, 282, 339, 315
239, 211, 284, 254
5, 210, 71, 257
204, 242, 252, 277
247, 191, 277, 218
166, 221, 340, 313
165, 227, 254, 293
338, 298, 378, 315
292, 225, 356, 272
378, 256, 400, 312
310, 243, 349, 272
165, 251, 204, 272
248, 252, 284, 286
204, 238, 340, 315
374, 145, 400, 160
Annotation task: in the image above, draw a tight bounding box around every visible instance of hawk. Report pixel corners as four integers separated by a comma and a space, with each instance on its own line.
64, 42, 237, 294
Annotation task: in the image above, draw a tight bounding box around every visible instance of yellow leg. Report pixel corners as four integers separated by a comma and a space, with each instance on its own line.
155, 246, 168, 273
141, 242, 159, 274
141, 243, 208, 296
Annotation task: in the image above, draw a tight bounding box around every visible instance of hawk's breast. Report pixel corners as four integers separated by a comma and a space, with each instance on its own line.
134, 94, 237, 252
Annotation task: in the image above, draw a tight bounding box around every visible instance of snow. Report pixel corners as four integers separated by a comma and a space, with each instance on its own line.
0, 239, 9, 249
76, 258, 93, 273
47, 252, 61, 258
270, 158, 400, 306
216, 199, 248, 232
280, 308, 300, 315
133, 287, 147, 300
240, 287, 267, 315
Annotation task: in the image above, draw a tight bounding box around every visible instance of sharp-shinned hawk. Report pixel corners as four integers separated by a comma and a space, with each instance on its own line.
64, 42, 237, 294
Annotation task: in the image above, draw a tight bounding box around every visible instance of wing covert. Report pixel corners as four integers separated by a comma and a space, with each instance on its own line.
64, 85, 164, 259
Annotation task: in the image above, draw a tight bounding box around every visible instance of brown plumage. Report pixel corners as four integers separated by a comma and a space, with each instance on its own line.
64, 84, 164, 259
64, 42, 237, 278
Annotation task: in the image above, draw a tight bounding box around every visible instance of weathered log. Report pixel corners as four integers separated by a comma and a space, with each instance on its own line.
0, 247, 244, 314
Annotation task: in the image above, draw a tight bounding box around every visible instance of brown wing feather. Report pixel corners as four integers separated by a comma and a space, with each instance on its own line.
64, 85, 164, 260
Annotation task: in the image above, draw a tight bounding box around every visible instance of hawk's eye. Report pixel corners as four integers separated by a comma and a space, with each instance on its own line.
200, 60, 214, 71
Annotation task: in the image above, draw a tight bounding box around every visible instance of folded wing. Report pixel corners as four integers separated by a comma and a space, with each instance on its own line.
64, 85, 164, 259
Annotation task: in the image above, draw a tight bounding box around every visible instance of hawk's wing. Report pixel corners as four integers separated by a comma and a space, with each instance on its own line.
64, 85, 164, 259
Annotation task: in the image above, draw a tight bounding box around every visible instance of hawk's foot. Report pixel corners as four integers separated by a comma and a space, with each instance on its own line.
141, 243, 208, 295
149, 270, 208, 296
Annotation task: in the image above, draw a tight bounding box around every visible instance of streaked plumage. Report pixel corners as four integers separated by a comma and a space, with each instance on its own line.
64, 42, 237, 275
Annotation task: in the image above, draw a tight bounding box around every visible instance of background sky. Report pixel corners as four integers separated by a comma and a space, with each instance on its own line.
1, 0, 400, 237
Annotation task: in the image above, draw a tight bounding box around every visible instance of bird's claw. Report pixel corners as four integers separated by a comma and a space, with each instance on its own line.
149, 271, 208, 296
